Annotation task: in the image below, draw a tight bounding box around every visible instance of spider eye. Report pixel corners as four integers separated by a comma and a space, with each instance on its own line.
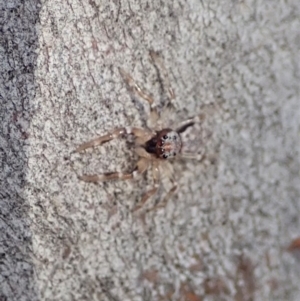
163, 134, 168, 140
162, 154, 168, 159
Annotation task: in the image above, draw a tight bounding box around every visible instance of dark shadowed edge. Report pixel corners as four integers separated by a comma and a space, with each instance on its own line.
0, 1, 41, 300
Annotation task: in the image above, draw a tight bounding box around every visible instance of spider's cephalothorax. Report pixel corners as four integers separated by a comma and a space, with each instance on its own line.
145, 129, 182, 159
76, 51, 201, 212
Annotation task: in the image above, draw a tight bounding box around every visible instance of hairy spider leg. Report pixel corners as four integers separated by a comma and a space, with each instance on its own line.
118, 67, 159, 126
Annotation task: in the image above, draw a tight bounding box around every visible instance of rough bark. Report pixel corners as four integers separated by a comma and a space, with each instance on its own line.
1, 0, 300, 300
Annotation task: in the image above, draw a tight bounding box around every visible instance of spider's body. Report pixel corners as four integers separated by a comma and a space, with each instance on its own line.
76, 51, 200, 211
145, 129, 182, 159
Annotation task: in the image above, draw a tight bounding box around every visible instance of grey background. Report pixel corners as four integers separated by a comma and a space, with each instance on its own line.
1, 0, 300, 300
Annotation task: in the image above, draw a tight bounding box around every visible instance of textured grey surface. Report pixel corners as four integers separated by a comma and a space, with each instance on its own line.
1, 0, 300, 300
0, 0, 40, 300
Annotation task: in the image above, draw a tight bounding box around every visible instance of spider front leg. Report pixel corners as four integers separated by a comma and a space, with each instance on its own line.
176, 114, 206, 161
176, 114, 204, 134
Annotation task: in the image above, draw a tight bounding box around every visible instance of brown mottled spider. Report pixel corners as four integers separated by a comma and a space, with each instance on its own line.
76, 51, 202, 212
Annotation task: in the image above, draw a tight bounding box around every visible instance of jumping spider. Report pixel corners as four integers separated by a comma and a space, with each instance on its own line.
76, 51, 202, 212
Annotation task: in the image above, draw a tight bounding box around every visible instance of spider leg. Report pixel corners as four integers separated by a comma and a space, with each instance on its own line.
175, 114, 204, 134
132, 160, 160, 212
76, 127, 149, 152
77, 130, 154, 183
79, 157, 150, 183
149, 50, 175, 107
147, 160, 177, 212
119, 67, 154, 104
119, 67, 159, 126
135, 146, 153, 159
76, 128, 125, 152
132, 128, 155, 144
132, 187, 159, 212
148, 184, 177, 212
79, 172, 134, 182
176, 114, 207, 161
179, 152, 205, 160
179, 152, 204, 160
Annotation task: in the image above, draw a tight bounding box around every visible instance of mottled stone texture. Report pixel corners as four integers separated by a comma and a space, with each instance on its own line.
0, 0, 41, 300
1, 0, 300, 300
